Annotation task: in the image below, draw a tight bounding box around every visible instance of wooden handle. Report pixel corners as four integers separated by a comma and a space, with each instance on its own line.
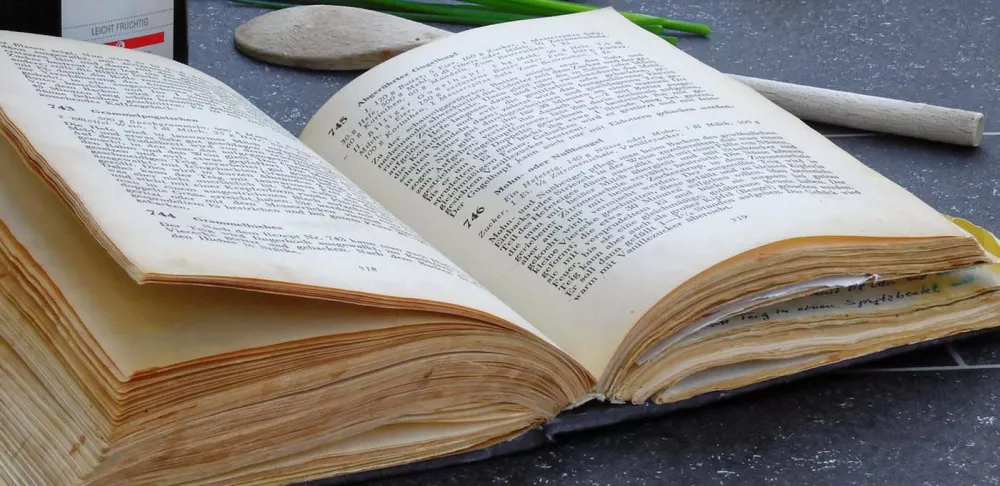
729, 74, 986, 147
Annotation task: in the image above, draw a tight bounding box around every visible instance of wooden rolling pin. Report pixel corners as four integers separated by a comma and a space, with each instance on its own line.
729, 75, 985, 147
235, 6, 987, 147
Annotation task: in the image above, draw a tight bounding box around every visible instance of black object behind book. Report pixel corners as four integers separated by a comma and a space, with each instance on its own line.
0, 0, 188, 63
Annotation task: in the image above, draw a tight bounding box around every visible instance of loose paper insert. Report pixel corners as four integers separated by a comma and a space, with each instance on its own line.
636, 275, 873, 364
636, 218, 1000, 365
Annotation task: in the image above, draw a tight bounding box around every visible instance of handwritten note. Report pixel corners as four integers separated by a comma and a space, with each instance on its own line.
704, 267, 993, 333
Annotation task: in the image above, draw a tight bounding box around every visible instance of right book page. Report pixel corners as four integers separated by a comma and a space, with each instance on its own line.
300, 8, 970, 376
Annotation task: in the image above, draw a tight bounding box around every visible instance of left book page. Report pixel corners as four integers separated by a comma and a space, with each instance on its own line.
0, 31, 529, 329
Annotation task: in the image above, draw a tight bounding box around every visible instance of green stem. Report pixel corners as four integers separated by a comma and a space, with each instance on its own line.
384, 11, 517, 25
485, 0, 710, 35
230, 0, 388, 11
360, 0, 536, 22
230, 0, 311, 8
228, 0, 707, 37
456, 0, 660, 28
232, 0, 499, 14
640, 24, 664, 36
453, 0, 561, 17
230, 0, 540, 25
660, 19, 711, 36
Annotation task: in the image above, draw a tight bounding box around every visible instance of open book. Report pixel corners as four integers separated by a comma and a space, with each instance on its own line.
3, 8, 1000, 486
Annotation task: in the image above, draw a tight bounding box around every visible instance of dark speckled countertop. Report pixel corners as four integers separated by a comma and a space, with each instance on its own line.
186, 0, 1000, 484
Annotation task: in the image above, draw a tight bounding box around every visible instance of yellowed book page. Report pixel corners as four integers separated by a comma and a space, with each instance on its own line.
0, 31, 530, 331
0, 135, 491, 377
300, 9, 966, 376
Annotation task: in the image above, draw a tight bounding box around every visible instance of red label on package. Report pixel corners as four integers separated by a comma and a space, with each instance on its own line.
105, 31, 165, 49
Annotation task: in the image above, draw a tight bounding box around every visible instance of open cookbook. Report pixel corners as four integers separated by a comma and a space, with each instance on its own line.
2, 8, 999, 486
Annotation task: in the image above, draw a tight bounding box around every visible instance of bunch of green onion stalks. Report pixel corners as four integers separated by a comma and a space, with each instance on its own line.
229, 0, 710, 44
